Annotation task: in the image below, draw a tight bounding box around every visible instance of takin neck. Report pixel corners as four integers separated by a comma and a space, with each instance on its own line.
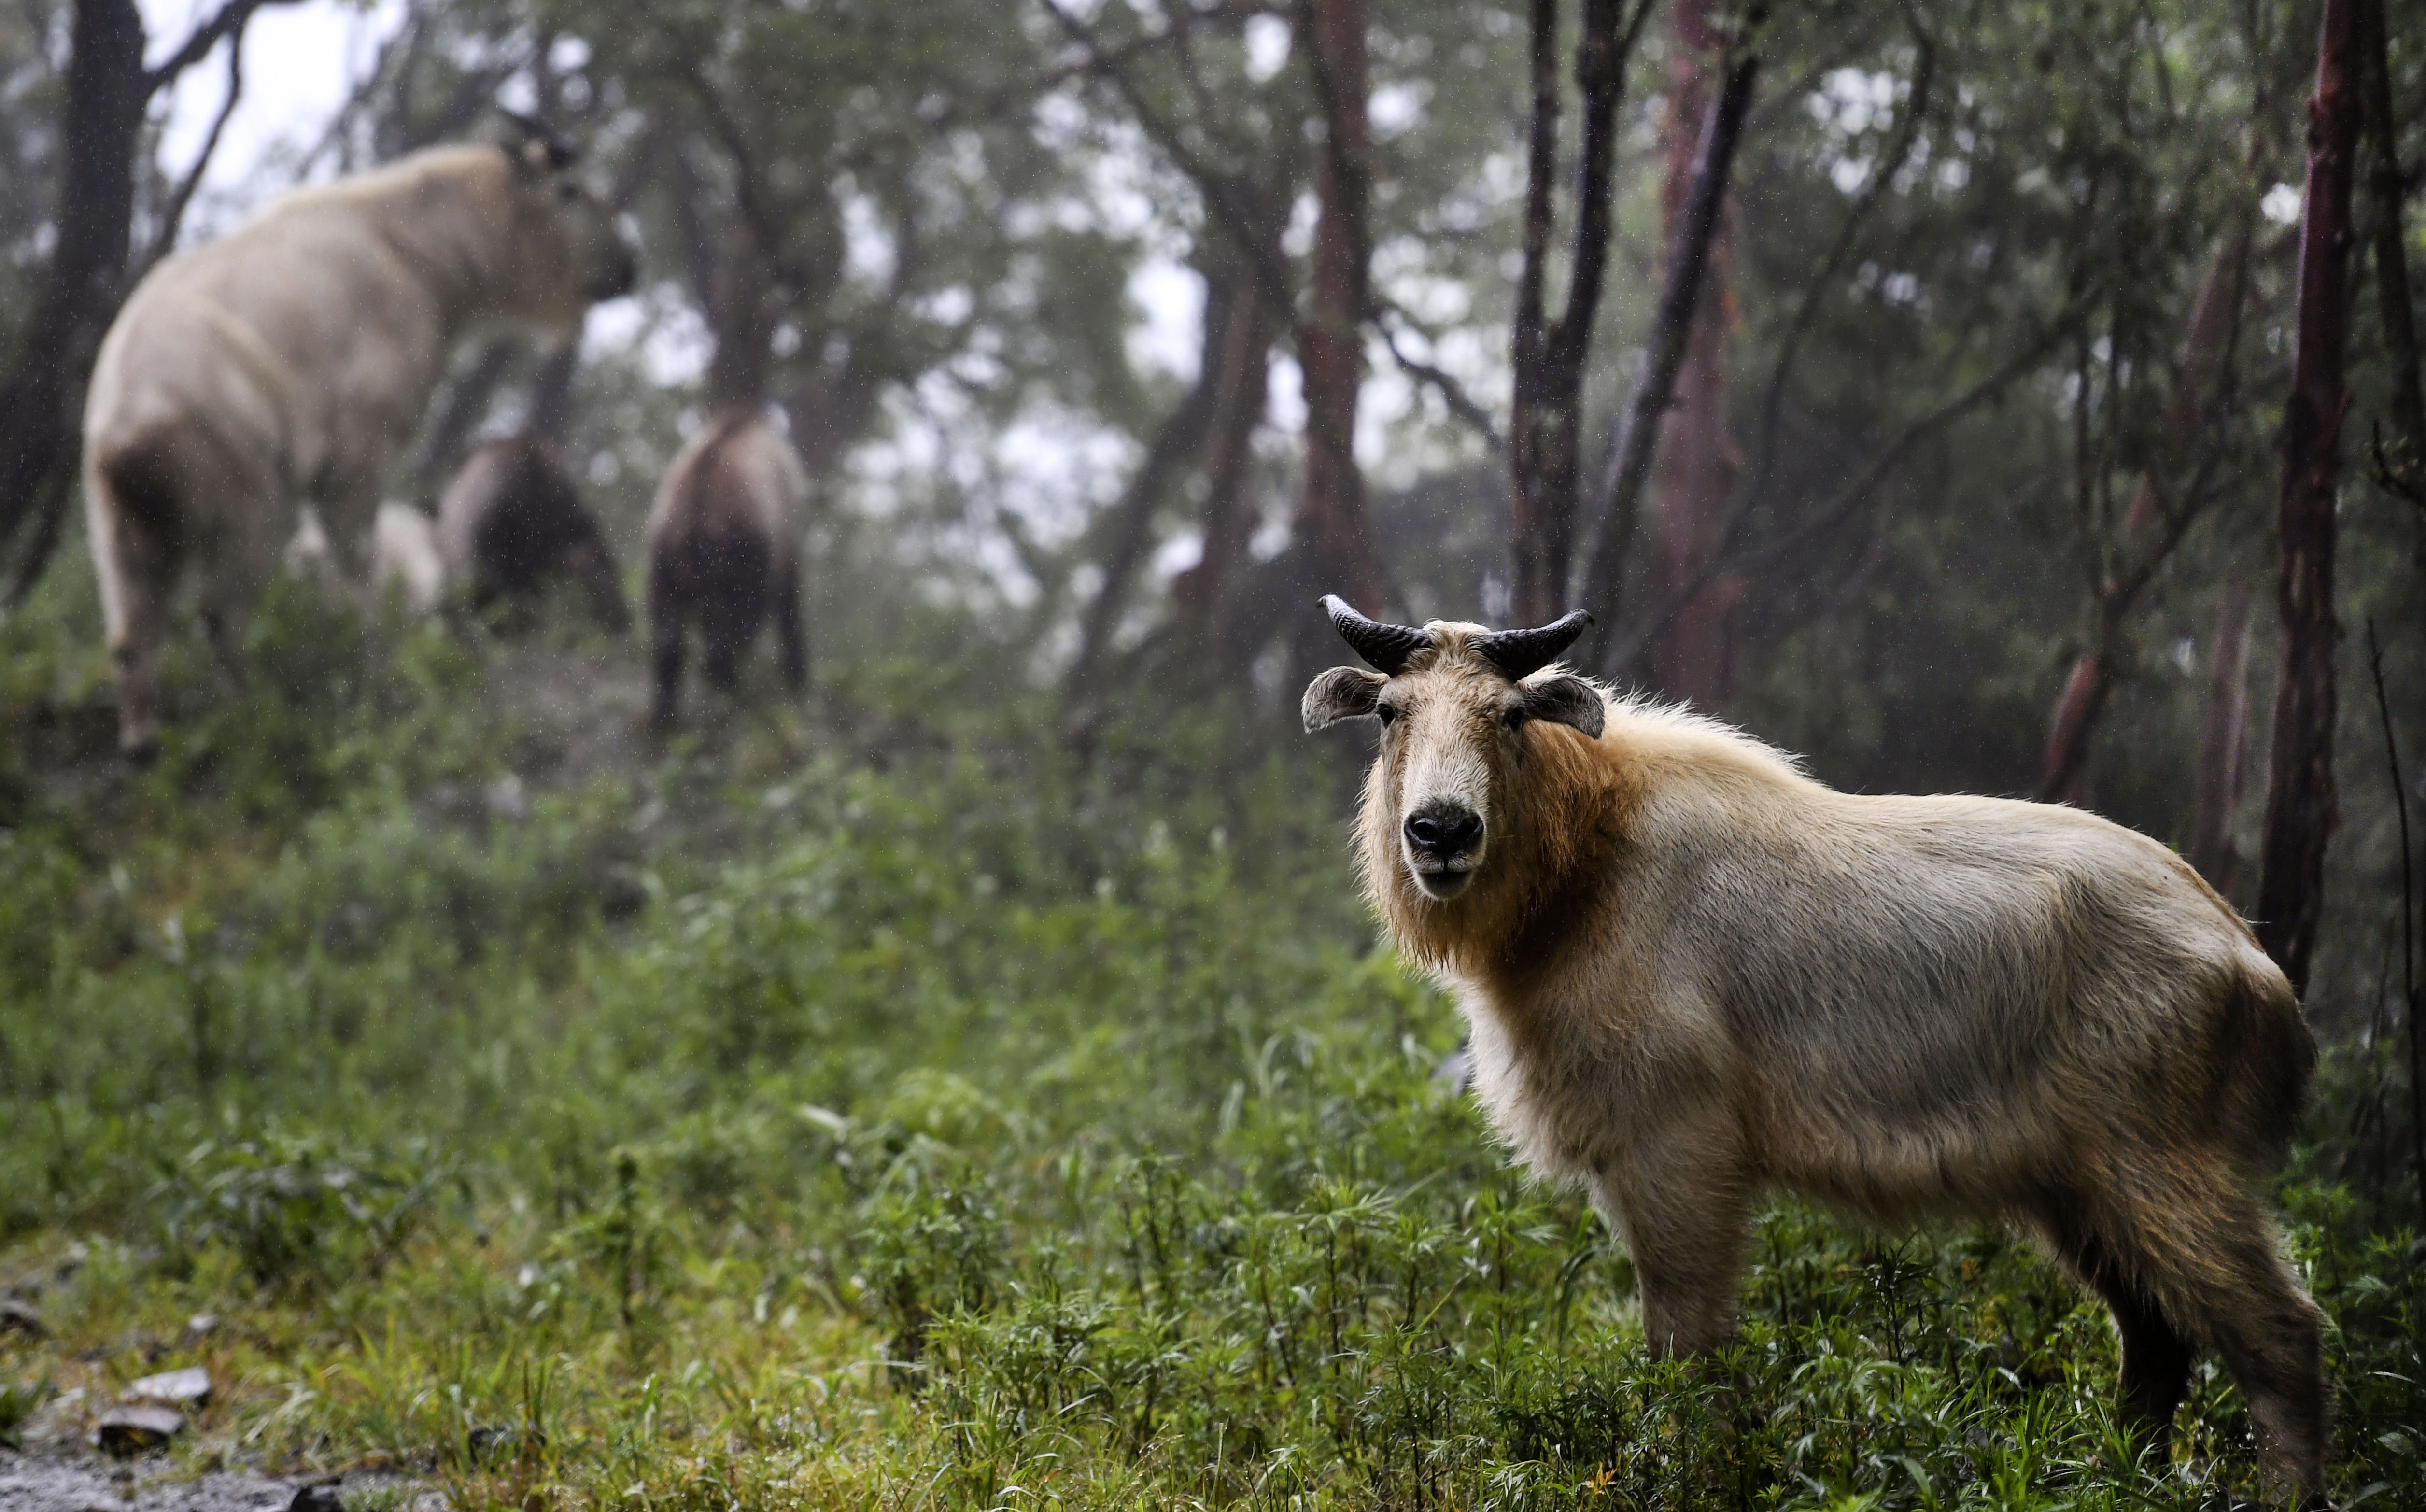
336, 148, 535, 338
1361, 721, 1636, 989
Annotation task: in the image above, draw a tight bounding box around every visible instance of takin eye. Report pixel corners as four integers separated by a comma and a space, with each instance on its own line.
1375, 703, 1399, 728
1501, 706, 1528, 730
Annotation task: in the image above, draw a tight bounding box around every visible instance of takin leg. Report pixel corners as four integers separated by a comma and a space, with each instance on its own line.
2100, 1174, 2328, 1503
1592, 1112, 1753, 1358
86, 444, 191, 761
2036, 1198, 2197, 1448
650, 597, 687, 734
772, 554, 806, 692
88, 481, 179, 762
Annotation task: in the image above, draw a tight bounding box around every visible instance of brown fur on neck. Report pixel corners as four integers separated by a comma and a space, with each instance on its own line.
1354, 639, 1637, 984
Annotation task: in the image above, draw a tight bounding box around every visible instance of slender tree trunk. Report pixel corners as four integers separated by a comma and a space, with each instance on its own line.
1506, 0, 1645, 626
784, 356, 878, 481
2037, 220, 2253, 805
2360, 0, 2424, 462
2256, 0, 2362, 995
412, 340, 521, 486
2189, 571, 2256, 896
705, 223, 778, 411
0, 0, 147, 585
1174, 268, 1280, 649
1649, 0, 1743, 705
1294, 0, 1389, 617
1579, 19, 1761, 670
528, 341, 582, 444
1066, 279, 1231, 691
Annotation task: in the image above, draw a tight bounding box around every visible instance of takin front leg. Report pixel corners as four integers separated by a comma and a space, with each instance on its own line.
1593, 1110, 1753, 1358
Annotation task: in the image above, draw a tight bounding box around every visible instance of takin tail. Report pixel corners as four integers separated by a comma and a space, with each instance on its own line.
2208, 955, 2316, 1169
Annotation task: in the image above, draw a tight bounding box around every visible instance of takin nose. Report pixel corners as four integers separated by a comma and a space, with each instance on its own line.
1403, 806, 1483, 863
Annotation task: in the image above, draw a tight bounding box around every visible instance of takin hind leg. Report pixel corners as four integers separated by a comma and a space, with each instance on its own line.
89, 492, 179, 763
2038, 1201, 2196, 1448
649, 611, 687, 734
2097, 1178, 2328, 1504
772, 556, 806, 692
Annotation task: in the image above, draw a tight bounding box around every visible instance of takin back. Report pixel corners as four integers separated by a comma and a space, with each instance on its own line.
1302, 597, 2325, 1503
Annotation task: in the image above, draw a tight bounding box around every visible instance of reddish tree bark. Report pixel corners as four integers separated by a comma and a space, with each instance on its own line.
1578, 18, 1761, 668
2036, 220, 2253, 805
2188, 572, 2256, 897
1649, 0, 1743, 706
2255, 0, 2362, 995
1505, 0, 1650, 625
1294, 0, 1390, 615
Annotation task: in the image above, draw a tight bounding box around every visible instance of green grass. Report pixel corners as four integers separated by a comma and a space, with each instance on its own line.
0, 579, 2419, 1510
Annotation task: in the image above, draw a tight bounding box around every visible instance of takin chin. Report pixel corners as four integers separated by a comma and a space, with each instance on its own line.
1301, 595, 2325, 1503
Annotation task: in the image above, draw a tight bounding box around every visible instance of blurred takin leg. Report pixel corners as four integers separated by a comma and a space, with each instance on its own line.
773, 555, 806, 693
86, 445, 185, 761
649, 583, 687, 734
698, 537, 770, 699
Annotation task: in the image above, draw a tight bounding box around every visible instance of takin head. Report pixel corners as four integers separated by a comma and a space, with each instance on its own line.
493, 111, 637, 321
1301, 596, 1603, 902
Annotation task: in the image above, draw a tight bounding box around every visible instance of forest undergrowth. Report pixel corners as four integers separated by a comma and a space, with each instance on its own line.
0, 578, 2420, 1512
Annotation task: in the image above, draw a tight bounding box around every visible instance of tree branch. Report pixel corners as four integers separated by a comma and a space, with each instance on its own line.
1740, 19, 1934, 532
1601, 298, 2087, 674
138, 15, 247, 273
142, 0, 301, 89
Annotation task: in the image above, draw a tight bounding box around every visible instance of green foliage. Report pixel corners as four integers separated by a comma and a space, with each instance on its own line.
151, 1125, 451, 1292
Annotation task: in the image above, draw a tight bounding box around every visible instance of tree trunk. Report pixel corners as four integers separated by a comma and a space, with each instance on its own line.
706, 222, 779, 410
1506, 0, 1644, 626
2188, 571, 2255, 897
1174, 267, 1280, 649
2360, 0, 2424, 458
1065, 279, 1231, 692
2256, 0, 2362, 995
1648, 0, 1742, 706
0, 0, 147, 586
1294, 0, 1389, 618
412, 339, 521, 486
1578, 22, 1761, 670
2037, 220, 2254, 805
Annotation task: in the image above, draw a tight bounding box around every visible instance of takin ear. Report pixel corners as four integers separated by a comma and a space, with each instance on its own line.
1302, 666, 1385, 732
1519, 674, 1606, 739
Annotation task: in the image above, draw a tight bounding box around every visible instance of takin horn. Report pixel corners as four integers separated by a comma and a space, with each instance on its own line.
1471, 610, 1594, 681
497, 107, 579, 169
1321, 595, 1434, 675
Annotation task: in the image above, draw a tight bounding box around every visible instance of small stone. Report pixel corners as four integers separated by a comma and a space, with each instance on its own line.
185, 1313, 220, 1341
95, 1405, 184, 1455
287, 1479, 346, 1512
0, 1297, 44, 1337
124, 1365, 212, 1407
